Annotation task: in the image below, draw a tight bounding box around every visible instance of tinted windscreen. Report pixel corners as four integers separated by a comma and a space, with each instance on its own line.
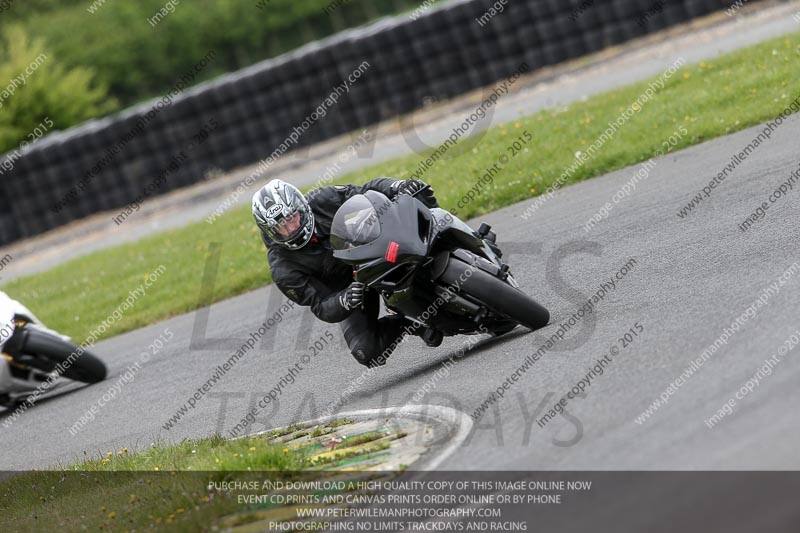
330, 195, 381, 250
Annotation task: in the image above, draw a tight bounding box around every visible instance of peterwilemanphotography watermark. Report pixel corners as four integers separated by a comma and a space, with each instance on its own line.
210, 388, 585, 448
677, 90, 800, 219
164, 300, 297, 431
635, 0, 665, 27
409, 0, 439, 21
2, 265, 167, 429
86, 0, 109, 14
205, 61, 372, 224
704, 328, 800, 429
0, 253, 12, 281
726, 0, 752, 17
737, 160, 800, 232
147, 0, 181, 28
111, 158, 179, 226
635, 262, 800, 424
51, 50, 217, 214
404, 63, 529, 179
521, 57, 687, 220
582, 126, 688, 232
537, 322, 643, 429
475, 0, 509, 27
0, 53, 47, 109
68, 328, 173, 436
322, 0, 353, 16
0, 117, 54, 176
472, 257, 638, 421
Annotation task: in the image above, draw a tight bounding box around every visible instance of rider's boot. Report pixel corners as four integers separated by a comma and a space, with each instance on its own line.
420, 327, 444, 347
402, 318, 444, 348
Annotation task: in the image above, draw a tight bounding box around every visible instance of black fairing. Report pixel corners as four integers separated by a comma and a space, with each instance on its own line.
331, 191, 519, 335
332, 191, 433, 289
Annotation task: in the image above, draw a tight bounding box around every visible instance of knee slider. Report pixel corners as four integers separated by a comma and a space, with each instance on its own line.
351, 348, 387, 368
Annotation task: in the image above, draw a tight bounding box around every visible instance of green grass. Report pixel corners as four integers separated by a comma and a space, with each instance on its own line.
341, 430, 389, 447
0, 435, 309, 531
267, 423, 313, 439
0, 419, 404, 530
68, 434, 309, 472
4, 32, 800, 343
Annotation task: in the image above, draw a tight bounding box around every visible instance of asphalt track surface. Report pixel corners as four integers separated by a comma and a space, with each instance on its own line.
2, 111, 799, 473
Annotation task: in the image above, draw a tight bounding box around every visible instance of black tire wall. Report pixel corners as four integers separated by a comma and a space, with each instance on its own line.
0, 0, 755, 246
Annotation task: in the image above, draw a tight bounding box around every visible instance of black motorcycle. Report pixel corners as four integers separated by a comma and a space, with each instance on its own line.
331, 189, 549, 342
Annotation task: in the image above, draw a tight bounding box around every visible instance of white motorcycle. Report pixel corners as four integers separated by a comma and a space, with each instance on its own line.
0, 292, 106, 409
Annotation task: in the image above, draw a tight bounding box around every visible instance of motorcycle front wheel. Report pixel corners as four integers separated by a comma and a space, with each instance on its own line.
439, 255, 550, 331
12, 325, 107, 384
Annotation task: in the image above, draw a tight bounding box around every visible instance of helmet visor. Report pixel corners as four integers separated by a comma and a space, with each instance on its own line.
263, 202, 312, 246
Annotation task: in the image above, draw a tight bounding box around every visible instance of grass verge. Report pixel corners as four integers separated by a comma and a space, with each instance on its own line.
3, 32, 800, 342
0, 435, 308, 531
0, 419, 406, 531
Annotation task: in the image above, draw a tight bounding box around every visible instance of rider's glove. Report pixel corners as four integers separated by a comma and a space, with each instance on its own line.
394, 179, 438, 208
395, 179, 426, 196
338, 282, 366, 311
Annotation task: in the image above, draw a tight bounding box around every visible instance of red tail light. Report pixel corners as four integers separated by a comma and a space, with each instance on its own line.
385, 242, 399, 263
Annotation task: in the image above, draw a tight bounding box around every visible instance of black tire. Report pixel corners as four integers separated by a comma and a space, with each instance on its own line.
17, 326, 107, 384
440, 256, 550, 331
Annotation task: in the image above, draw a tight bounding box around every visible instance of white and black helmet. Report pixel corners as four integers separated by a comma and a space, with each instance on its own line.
252, 179, 315, 250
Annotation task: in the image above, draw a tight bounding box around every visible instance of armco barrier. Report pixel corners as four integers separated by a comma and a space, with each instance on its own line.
0, 0, 760, 246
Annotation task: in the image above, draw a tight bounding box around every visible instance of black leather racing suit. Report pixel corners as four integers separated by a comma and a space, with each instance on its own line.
261, 178, 410, 366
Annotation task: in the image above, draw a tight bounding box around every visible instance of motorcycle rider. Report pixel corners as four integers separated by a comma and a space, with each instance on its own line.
252, 178, 438, 367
